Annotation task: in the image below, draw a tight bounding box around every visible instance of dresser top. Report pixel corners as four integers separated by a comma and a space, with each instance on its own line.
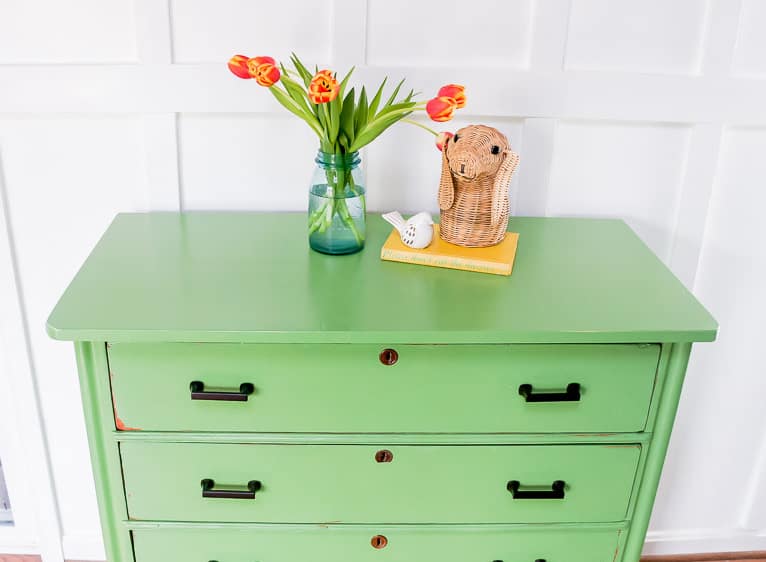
47, 213, 716, 344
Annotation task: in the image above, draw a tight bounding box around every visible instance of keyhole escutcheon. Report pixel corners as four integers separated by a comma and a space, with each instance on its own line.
371, 535, 388, 549
375, 449, 394, 463
379, 348, 398, 366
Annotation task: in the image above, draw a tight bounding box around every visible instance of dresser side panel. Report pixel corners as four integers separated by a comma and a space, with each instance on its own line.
621, 342, 692, 562
74, 341, 134, 562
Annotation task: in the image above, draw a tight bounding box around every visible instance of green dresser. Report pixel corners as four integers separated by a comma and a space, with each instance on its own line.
47, 213, 717, 562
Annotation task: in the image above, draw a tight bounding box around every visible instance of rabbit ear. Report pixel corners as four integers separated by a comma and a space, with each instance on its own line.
491, 149, 519, 226
438, 140, 455, 211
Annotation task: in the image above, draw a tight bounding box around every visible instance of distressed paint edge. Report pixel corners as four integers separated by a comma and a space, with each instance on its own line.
622, 342, 693, 562
73, 342, 135, 562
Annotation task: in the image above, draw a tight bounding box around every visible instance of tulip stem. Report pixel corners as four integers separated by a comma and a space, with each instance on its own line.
402, 119, 439, 136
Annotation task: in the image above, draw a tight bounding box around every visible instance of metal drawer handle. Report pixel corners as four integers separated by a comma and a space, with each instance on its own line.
201, 478, 261, 499
518, 382, 580, 402
190, 381, 254, 402
507, 480, 566, 499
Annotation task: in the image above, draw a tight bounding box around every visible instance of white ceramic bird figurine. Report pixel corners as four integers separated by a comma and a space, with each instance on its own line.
382, 211, 434, 249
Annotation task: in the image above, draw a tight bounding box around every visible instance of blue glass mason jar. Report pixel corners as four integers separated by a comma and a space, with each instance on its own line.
308, 150, 366, 255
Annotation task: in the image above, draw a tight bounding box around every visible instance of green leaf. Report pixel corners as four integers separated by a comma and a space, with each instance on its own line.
348, 110, 412, 152
290, 53, 312, 87
339, 131, 350, 152
269, 87, 323, 139
354, 86, 368, 136
375, 100, 417, 119
339, 87, 356, 144
382, 78, 405, 111
280, 73, 312, 115
337, 66, 355, 99
367, 77, 387, 119
328, 92, 341, 145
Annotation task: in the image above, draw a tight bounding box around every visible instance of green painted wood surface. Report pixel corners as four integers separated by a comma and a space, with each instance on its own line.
120, 442, 640, 524
109, 342, 659, 433
47, 213, 717, 344
73, 342, 135, 562
132, 524, 626, 562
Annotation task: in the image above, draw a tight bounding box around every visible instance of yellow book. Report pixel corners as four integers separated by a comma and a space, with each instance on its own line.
380, 225, 519, 276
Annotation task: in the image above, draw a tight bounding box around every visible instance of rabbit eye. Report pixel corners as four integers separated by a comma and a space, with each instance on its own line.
453, 134, 459, 142
491, 145, 500, 155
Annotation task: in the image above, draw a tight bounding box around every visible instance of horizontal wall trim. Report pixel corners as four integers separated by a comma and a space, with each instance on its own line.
1, 65, 766, 125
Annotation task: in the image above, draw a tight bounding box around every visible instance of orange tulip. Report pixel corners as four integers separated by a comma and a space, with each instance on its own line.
426, 96, 457, 122
247, 56, 281, 87
228, 54, 251, 79
435, 131, 453, 151
308, 69, 340, 104
438, 84, 466, 108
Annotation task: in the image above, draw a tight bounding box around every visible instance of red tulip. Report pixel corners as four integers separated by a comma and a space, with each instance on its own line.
435, 131, 453, 151
228, 54, 251, 79
438, 84, 466, 108
308, 69, 340, 104
247, 56, 281, 87
426, 96, 457, 122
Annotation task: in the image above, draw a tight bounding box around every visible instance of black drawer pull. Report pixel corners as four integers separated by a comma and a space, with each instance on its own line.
201, 478, 261, 499
190, 381, 254, 401
518, 382, 580, 402
507, 480, 566, 499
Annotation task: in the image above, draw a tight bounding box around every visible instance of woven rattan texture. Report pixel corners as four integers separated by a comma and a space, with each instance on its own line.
438, 125, 519, 247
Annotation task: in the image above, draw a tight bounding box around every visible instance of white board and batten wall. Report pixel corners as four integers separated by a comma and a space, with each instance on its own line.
0, 0, 765, 559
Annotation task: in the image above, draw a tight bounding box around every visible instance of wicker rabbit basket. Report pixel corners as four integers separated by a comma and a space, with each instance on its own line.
438, 125, 520, 247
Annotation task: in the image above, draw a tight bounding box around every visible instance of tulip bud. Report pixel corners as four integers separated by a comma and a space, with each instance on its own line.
228, 54, 251, 79
437, 84, 466, 108
426, 96, 458, 122
435, 131, 454, 151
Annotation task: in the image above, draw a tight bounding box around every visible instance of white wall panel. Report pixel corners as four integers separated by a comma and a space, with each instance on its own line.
178, 114, 317, 210
0, 0, 764, 558
366, 117, 523, 214
547, 121, 690, 260
0, 0, 137, 64
0, 116, 143, 551
170, 0, 333, 64
566, 0, 708, 74
651, 127, 766, 531
366, 0, 533, 68
732, 0, 766, 78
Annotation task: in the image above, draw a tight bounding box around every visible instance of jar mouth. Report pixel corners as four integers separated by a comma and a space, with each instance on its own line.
315, 150, 360, 169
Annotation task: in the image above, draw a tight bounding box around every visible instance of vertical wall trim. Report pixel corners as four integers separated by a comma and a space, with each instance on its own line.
740, 425, 766, 530
514, 118, 557, 216
135, 0, 181, 211
667, 123, 723, 287
699, 0, 744, 75
516, 0, 571, 216
331, 0, 368, 67
0, 151, 64, 562
529, 0, 573, 70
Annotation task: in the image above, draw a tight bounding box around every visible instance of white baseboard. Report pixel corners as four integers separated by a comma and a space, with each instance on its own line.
61, 534, 105, 561
644, 528, 766, 555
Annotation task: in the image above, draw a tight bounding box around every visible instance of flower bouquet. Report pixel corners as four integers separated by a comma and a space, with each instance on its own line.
229, 53, 466, 254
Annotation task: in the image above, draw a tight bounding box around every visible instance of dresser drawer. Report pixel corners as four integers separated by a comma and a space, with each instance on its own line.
132, 524, 625, 562
121, 442, 640, 524
109, 343, 659, 433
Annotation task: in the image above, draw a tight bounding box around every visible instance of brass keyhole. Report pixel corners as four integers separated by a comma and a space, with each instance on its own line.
375, 449, 394, 463
371, 535, 388, 549
379, 348, 398, 366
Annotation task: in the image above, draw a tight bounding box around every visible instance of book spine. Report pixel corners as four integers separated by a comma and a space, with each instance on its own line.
380, 248, 511, 276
